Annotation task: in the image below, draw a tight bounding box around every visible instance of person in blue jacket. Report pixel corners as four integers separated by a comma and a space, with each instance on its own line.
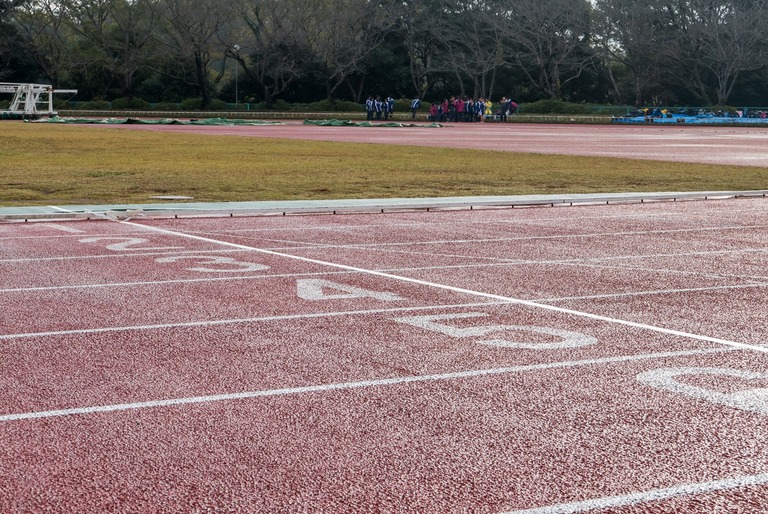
411, 97, 421, 120
375, 96, 383, 120
386, 96, 395, 120
365, 96, 374, 120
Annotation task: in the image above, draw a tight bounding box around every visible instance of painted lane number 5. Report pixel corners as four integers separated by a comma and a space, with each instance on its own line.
394, 312, 597, 350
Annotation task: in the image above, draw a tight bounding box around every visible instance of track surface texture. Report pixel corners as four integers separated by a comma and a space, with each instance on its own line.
102, 122, 768, 167
2, 197, 768, 513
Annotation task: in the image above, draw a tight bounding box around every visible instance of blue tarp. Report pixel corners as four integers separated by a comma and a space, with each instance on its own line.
612, 113, 768, 125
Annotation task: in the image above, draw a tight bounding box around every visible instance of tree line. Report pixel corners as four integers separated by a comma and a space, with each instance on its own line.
2, 0, 768, 108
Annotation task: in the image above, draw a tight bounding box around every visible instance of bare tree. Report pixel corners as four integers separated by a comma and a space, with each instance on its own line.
0, 0, 29, 80
695, 1, 767, 105
593, 0, 665, 106
152, 0, 234, 107
61, 0, 157, 98
503, 0, 594, 100
235, 0, 316, 107
396, 0, 446, 98
308, 0, 397, 102
432, 0, 508, 99
652, 0, 768, 105
11, 0, 76, 85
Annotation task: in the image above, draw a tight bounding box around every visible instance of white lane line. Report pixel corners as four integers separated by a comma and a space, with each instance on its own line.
0, 228, 151, 241
0, 348, 724, 422
2, 243, 760, 266
552, 259, 768, 283
48, 206, 73, 212
124, 220, 768, 355
183, 205, 768, 235
2, 282, 765, 340
0, 248, 247, 264
282, 239, 768, 275
4, 247, 766, 298
228, 224, 768, 251
542, 282, 768, 303
0, 301, 506, 340
39, 223, 85, 234
504, 472, 768, 513
0, 269, 353, 293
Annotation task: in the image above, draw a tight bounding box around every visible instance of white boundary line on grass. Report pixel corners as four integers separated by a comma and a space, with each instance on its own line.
123, 219, 768, 355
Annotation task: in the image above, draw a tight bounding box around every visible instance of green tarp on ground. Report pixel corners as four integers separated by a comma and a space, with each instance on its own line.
19, 116, 442, 127
303, 119, 443, 128
29, 116, 283, 125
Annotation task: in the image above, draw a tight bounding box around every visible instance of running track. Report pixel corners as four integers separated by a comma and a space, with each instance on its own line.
107, 121, 768, 167
2, 197, 768, 512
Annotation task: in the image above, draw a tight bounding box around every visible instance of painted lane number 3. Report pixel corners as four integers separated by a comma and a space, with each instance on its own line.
79, 236, 183, 251
154, 255, 270, 273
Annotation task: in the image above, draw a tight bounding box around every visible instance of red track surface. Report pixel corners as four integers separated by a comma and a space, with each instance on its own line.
101, 121, 768, 167
2, 199, 768, 512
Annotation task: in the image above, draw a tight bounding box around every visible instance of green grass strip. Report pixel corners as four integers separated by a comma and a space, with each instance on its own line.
0, 122, 764, 207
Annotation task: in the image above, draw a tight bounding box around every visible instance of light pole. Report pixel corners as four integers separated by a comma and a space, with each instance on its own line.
233, 44, 240, 106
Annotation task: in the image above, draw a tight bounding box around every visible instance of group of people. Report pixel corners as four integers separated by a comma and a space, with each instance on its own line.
365, 95, 519, 122
425, 96, 518, 123
365, 96, 396, 121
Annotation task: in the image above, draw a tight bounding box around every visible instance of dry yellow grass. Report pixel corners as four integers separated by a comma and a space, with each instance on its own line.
0, 122, 764, 206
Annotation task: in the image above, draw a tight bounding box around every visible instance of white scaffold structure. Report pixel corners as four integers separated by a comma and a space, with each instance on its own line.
0, 83, 78, 118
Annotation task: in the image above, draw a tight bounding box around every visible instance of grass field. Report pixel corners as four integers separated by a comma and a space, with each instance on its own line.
1, 122, 765, 207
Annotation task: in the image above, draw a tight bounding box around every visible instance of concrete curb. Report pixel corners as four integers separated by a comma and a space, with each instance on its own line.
1, 191, 766, 222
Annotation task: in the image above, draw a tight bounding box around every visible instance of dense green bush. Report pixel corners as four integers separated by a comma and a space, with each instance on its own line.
520, 100, 588, 114
111, 97, 150, 109
394, 99, 417, 112
207, 98, 228, 110
180, 97, 203, 110
152, 102, 181, 111
270, 99, 291, 111
76, 100, 111, 110
306, 99, 363, 112
519, 100, 632, 115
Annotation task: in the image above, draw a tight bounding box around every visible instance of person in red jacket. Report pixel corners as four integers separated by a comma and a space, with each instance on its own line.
455, 96, 465, 122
